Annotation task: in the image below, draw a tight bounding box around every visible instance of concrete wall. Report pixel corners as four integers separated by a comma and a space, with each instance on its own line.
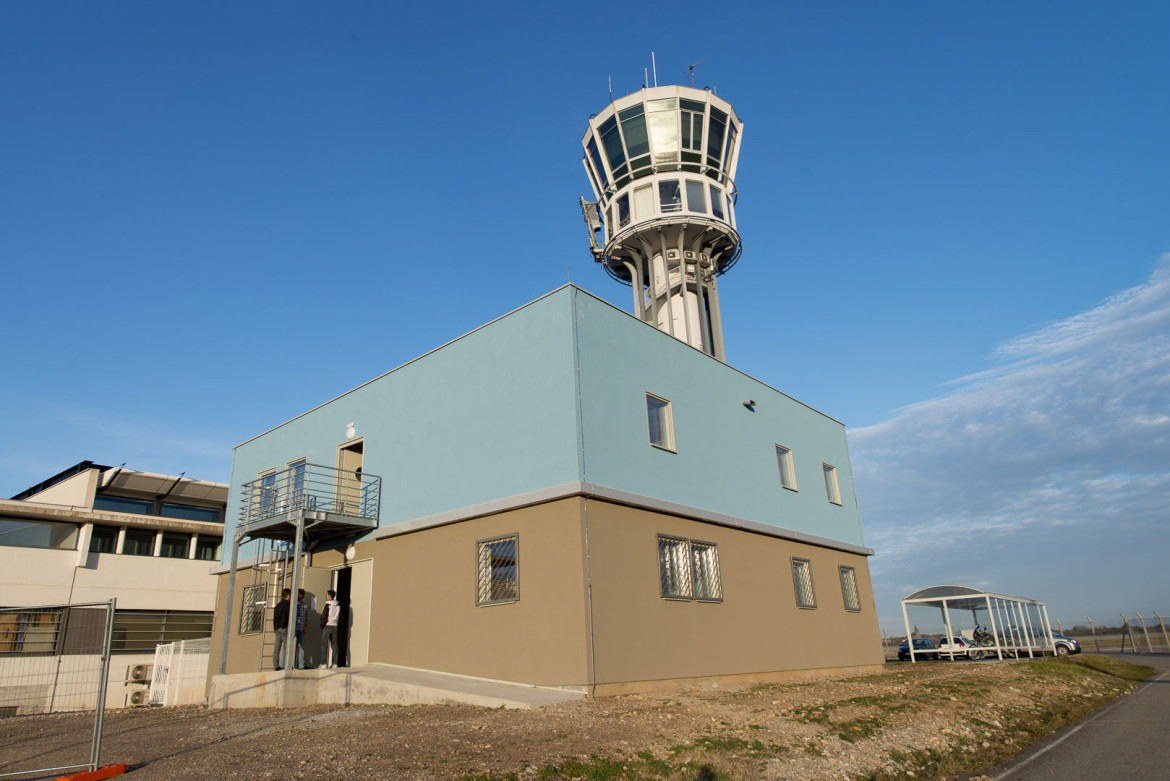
0, 548, 216, 610
23, 468, 98, 507
582, 499, 884, 693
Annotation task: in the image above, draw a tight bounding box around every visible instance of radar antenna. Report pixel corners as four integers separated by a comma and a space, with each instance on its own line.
687, 55, 711, 87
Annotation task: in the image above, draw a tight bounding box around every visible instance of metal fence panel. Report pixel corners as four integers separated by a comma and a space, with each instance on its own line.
148, 637, 210, 706
0, 600, 115, 779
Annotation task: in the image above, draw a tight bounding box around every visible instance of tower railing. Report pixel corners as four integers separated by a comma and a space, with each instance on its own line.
238, 463, 381, 528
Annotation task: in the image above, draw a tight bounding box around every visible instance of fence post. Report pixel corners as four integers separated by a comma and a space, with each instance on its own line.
1120, 614, 1132, 653
1087, 617, 1101, 653
1154, 612, 1170, 654
1056, 618, 1063, 634
90, 598, 117, 772
1135, 613, 1154, 654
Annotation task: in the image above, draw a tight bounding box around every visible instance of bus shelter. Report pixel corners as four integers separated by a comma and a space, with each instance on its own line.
901, 585, 1056, 662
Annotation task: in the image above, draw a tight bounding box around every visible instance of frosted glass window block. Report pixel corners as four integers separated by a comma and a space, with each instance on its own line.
691, 542, 723, 601
792, 558, 816, 608
634, 184, 654, 221
648, 107, 679, 164
646, 393, 674, 450
477, 534, 519, 606
823, 463, 841, 504
840, 566, 861, 612
775, 445, 797, 490
685, 180, 707, 213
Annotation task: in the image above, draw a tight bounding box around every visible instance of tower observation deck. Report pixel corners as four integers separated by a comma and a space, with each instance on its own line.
580, 85, 743, 361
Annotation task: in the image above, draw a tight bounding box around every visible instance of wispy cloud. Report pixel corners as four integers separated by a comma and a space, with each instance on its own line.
850, 256, 1170, 629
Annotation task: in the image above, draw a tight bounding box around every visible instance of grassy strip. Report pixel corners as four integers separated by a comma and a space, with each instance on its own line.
459, 656, 1154, 781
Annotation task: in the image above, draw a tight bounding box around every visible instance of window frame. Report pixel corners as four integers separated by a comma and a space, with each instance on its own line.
657, 534, 723, 603
839, 565, 861, 612
646, 392, 676, 452
823, 463, 842, 505
476, 533, 519, 607
775, 444, 797, 491
791, 557, 817, 609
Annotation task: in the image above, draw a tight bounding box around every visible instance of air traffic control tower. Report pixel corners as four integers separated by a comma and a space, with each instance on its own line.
580, 86, 743, 361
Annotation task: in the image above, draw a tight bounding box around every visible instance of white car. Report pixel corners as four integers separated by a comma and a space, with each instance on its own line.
934, 635, 976, 659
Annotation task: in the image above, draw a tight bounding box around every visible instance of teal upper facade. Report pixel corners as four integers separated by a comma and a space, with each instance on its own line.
224, 286, 865, 561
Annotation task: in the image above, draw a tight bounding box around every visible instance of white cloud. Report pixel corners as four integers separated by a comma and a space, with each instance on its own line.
850, 255, 1170, 630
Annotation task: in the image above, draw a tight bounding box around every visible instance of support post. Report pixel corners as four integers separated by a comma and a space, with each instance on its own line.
218, 531, 243, 675
1087, 617, 1101, 653
1136, 612, 1154, 654
287, 515, 305, 669
90, 598, 116, 771
1154, 611, 1170, 654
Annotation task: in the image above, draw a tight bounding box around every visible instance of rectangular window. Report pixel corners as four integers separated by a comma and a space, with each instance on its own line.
89, 524, 119, 553
839, 566, 861, 612
646, 393, 675, 451
658, 535, 722, 602
93, 494, 154, 515
792, 558, 816, 609
685, 180, 707, 213
775, 445, 797, 491
823, 463, 842, 505
159, 532, 191, 559
658, 180, 683, 213
194, 536, 221, 561
0, 518, 79, 550
617, 193, 631, 228
0, 609, 62, 655
160, 503, 222, 523
633, 183, 654, 220
122, 528, 156, 556
477, 534, 519, 606
239, 584, 265, 635
112, 610, 213, 652
709, 186, 725, 220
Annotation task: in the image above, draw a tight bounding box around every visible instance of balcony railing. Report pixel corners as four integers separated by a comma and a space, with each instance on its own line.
238, 462, 381, 528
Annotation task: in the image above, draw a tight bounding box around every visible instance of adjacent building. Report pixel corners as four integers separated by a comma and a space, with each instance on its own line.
0, 461, 226, 708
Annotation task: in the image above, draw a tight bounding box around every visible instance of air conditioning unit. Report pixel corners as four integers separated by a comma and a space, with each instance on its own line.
129, 689, 150, 707
127, 664, 153, 682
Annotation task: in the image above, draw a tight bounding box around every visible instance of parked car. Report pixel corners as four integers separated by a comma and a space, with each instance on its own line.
897, 638, 939, 661
1052, 634, 1082, 656
935, 636, 976, 659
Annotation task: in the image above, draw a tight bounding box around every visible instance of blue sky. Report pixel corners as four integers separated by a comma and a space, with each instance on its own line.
2, 2, 1167, 630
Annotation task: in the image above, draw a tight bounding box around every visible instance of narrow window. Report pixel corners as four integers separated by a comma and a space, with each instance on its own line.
646, 393, 675, 451
839, 566, 861, 612
685, 180, 707, 213
775, 445, 797, 491
709, 186, 725, 220
691, 541, 723, 601
823, 463, 842, 505
194, 536, 221, 561
792, 558, 816, 609
658, 535, 722, 602
617, 193, 631, 228
239, 585, 265, 635
633, 183, 654, 220
657, 535, 692, 599
477, 534, 519, 606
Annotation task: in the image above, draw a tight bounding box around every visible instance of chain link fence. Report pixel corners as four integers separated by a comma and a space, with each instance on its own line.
0, 600, 115, 779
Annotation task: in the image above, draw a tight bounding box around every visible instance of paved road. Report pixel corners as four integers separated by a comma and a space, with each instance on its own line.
984, 652, 1170, 780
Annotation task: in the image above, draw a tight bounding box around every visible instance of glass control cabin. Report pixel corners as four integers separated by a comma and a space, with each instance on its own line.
581, 86, 743, 361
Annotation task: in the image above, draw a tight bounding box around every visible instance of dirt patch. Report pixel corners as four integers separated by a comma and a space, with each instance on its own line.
0, 656, 1149, 780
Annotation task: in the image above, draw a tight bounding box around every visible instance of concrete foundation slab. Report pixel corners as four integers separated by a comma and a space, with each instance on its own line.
209, 663, 585, 710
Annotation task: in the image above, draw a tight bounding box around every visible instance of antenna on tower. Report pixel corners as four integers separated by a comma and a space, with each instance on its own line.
687, 55, 711, 87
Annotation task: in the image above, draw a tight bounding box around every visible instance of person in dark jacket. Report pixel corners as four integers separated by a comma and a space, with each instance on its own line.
272, 588, 291, 670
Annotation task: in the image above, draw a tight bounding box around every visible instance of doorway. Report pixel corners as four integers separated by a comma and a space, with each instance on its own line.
336, 439, 364, 514
332, 559, 372, 667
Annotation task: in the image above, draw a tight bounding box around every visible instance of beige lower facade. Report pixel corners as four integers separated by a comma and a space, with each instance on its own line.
211, 496, 883, 695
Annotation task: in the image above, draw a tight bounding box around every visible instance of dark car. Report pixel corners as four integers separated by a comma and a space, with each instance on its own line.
897, 638, 939, 661
1052, 634, 1082, 656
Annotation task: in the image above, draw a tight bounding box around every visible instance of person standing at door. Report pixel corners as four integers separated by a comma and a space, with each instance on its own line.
295, 588, 309, 668
319, 590, 341, 668
272, 588, 291, 670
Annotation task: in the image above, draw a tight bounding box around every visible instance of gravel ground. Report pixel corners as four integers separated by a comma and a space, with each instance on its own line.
0, 657, 1141, 781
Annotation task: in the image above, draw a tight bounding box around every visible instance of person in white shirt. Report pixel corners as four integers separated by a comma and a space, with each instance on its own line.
318, 590, 342, 669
